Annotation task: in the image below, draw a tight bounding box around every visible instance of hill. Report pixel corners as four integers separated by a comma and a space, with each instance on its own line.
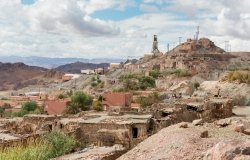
0, 62, 63, 91
0, 56, 123, 68
55, 61, 109, 73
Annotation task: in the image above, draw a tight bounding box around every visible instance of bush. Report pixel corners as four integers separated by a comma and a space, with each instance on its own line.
149, 69, 161, 78
119, 74, 156, 91
137, 92, 162, 108
92, 101, 103, 111
138, 76, 155, 90
21, 101, 38, 112
91, 76, 96, 81
137, 96, 152, 108
58, 94, 67, 99
123, 79, 139, 90
113, 88, 127, 92
11, 101, 38, 117
65, 91, 93, 114
12, 110, 29, 117
43, 130, 76, 158
0, 97, 9, 101
172, 69, 191, 77
91, 82, 98, 87
194, 82, 200, 90
226, 70, 250, 84
0, 130, 77, 160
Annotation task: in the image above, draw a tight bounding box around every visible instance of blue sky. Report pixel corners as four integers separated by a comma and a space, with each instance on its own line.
21, 0, 35, 5
0, 0, 250, 58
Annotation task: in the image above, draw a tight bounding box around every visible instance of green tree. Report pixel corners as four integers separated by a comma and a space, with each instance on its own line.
65, 91, 93, 114
22, 101, 38, 112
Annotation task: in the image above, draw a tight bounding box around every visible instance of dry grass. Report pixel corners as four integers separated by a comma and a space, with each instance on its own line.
0, 130, 77, 160
224, 70, 250, 84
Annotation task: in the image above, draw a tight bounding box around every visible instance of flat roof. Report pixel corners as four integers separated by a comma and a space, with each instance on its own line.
59, 113, 152, 125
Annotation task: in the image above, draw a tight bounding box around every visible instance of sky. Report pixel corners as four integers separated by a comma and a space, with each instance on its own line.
0, 0, 250, 59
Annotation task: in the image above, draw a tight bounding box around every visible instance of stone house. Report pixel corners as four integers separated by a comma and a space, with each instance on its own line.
57, 113, 152, 149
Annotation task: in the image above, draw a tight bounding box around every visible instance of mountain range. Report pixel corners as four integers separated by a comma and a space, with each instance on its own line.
0, 56, 124, 68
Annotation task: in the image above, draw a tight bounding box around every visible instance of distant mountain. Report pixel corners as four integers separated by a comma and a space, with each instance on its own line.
0, 56, 124, 68
55, 62, 109, 73
0, 62, 63, 91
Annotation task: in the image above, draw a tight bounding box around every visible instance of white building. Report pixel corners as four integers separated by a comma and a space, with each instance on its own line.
81, 69, 95, 75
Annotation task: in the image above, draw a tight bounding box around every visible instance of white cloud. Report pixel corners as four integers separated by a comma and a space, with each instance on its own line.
0, 0, 250, 59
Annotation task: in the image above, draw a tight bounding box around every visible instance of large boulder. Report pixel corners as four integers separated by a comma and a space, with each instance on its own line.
203, 140, 250, 160
169, 80, 195, 96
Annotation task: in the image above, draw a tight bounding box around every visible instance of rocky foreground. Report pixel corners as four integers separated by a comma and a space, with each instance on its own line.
118, 114, 250, 160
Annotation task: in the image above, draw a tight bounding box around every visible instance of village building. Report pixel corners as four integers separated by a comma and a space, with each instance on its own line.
94, 68, 105, 75
62, 74, 80, 82
44, 100, 70, 115
102, 92, 133, 111
109, 63, 121, 70
81, 69, 95, 75
57, 112, 152, 149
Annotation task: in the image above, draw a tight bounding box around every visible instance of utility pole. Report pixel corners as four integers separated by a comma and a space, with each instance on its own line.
178, 37, 182, 44
225, 41, 229, 52
167, 43, 170, 52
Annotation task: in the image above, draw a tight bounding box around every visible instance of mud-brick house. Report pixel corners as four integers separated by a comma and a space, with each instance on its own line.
102, 92, 133, 111
44, 100, 70, 115
57, 113, 153, 149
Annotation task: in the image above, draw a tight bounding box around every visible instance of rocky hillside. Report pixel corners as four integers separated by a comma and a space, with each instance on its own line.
55, 62, 109, 73
118, 117, 250, 160
0, 62, 63, 91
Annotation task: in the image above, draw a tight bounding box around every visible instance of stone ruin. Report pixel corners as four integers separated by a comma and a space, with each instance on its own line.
150, 97, 233, 131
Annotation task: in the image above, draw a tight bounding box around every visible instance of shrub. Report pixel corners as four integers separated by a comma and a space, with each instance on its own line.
91, 76, 96, 81
65, 91, 93, 114
137, 92, 162, 108
113, 88, 127, 92
92, 101, 103, 111
12, 110, 29, 117
0, 97, 9, 101
194, 82, 200, 90
149, 69, 161, 78
58, 94, 67, 99
172, 69, 191, 77
137, 96, 152, 108
138, 76, 155, 90
43, 130, 76, 158
0, 130, 77, 160
21, 101, 38, 112
226, 70, 250, 84
123, 79, 139, 90
91, 82, 98, 87
0, 107, 5, 117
